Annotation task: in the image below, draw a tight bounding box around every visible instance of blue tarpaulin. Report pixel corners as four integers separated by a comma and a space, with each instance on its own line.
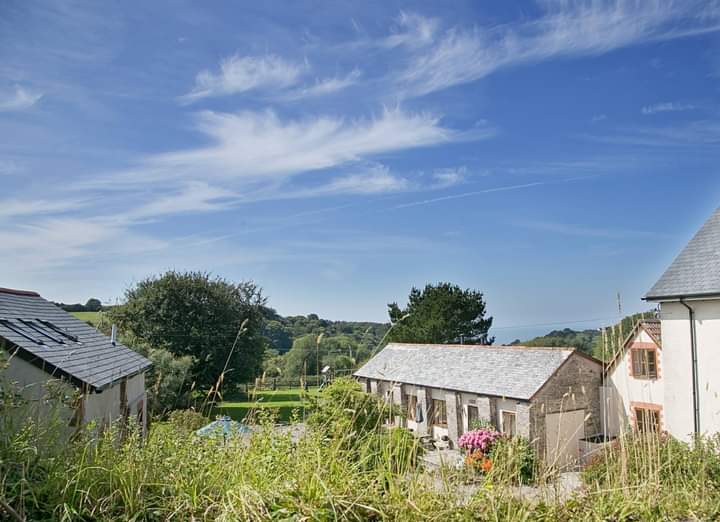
195, 416, 250, 438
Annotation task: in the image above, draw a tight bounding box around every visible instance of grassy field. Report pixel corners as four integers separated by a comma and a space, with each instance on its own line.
216, 387, 319, 423
71, 311, 104, 326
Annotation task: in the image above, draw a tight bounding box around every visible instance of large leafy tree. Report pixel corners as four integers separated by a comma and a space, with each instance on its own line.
110, 271, 266, 390
387, 283, 494, 345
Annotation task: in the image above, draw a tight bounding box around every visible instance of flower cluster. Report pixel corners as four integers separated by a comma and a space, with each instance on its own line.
458, 428, 502, 454
465, 449, 493, 472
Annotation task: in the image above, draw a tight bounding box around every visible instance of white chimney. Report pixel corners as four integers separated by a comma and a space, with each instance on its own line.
111, 324, 117, 346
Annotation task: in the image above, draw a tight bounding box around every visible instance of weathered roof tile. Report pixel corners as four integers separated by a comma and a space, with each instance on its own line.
354, 343, 590, 400
0, 289, 151, 390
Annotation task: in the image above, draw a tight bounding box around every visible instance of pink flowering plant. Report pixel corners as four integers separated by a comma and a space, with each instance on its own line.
458, 428, 502, 455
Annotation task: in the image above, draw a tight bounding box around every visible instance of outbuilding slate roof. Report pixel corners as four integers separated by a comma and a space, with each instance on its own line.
354, 343, 594, 401
0, 288, 151, 391
646, 207, 720, 300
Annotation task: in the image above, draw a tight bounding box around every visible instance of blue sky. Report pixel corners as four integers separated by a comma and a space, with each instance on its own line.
2, 1, 720, 342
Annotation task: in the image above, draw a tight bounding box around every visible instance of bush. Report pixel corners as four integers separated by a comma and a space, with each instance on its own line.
167, 409, 209, 433
307, 377, 396, 441
489, 436, 537, 485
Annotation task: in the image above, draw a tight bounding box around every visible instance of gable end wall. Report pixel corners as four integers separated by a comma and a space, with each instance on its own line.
529, 354, 602, 459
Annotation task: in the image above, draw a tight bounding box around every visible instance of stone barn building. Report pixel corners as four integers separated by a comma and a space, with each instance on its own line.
355, 343, 602, 467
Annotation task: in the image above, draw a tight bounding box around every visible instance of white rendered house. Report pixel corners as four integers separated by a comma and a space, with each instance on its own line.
644, 207, 720, 441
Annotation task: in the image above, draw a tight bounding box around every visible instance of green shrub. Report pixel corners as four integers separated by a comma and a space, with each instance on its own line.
489, 436, 537, 485
307, 377, 396, 441
167, 408, 209, 433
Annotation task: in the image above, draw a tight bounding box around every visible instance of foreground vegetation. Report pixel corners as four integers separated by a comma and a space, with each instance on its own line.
3, 377, 720, 521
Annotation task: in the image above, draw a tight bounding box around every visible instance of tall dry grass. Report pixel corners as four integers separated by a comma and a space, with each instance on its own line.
2, 374, 720, 520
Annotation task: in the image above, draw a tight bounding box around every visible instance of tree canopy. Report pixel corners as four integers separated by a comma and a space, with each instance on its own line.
387, 282, 494, 345
110, 271, 266, 390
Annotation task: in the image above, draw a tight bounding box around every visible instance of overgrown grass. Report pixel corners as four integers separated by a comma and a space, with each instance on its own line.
3, 378, 720, 520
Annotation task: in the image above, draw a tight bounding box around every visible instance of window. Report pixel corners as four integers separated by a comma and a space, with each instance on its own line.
467, 405, 479, 429
405, 394, 417, 421
631, 349, 658, 379
501, 411, 516, 436
430, 399, 447, 427
635, 407, 661, 433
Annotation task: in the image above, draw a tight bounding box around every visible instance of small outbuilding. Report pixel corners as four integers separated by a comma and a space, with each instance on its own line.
355, 342, 602, 467
0, 287, 151, 434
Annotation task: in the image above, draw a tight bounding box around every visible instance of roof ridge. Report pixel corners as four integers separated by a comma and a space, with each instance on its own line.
0, 287, 40, 297
387, 342, 575, 352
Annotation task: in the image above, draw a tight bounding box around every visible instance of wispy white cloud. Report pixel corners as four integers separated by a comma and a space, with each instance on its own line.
399, 1, 720, 96
180, 54, 303, 102
287, 69, 362, 99
641, 101, 696, 114
0, 198, 84, 220
384, 11, 439, 48
122, 182, 238, 221
105, 107, 459, 185
432, 166, 467, 188
0, 218, 167, 272
0, 85, 43, 111
591, 114, 608, 122
582, 120, 720, 146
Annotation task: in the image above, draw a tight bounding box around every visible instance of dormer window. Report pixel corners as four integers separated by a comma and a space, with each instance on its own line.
631, 348, 658, 379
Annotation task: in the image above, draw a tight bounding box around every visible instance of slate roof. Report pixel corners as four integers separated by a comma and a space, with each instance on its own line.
0, 288, 151, 391
646, 207, 720, 300
354, 343, 596, 401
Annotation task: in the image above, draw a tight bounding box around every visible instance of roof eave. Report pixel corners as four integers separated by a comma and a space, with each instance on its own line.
644, 291, 720, 302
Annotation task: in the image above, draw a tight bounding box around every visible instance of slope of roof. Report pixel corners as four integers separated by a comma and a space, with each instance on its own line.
604, 319, 661, 376
354, 343, 598, 401
0, 288, 151, 391
646, 207, 720, 300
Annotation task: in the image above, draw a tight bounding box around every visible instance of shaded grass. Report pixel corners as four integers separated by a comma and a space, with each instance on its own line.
215, 387, 319, 423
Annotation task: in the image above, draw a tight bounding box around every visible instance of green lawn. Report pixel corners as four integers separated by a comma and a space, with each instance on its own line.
71, 311, 104, 326
215, 387, 319, 423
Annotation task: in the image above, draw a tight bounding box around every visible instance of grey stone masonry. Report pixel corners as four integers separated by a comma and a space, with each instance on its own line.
516, 402, 531, 438
445, 391, 461, 444
416, 387, 429, 436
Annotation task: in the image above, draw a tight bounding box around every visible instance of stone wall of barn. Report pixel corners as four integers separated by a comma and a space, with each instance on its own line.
529, 353, 602, 461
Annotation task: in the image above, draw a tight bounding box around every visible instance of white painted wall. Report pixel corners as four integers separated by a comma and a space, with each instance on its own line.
605, 328, 664, 436
3, 351, 147, 434
3, 354, 75, 426
660, 299, 720, 441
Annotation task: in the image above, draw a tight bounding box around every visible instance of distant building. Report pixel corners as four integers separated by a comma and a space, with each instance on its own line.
355, 343, 602, 467
0, 287, 151, 434
644, 207, 720, 441
603, 319, 663, 436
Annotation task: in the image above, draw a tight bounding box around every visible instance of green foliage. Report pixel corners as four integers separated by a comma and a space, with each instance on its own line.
514, 310, 657, 359
489, 436, 537, 485
262, 319, 293, 353
307, 377, 394, 440
512, 328, 597, 355
109, 271, 267, 390
388, 282, 494, 344
282, 334, 361, 378
167, 409, 209, 433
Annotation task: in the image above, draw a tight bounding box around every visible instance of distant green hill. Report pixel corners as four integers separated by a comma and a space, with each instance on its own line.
512, 311, 657, 360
